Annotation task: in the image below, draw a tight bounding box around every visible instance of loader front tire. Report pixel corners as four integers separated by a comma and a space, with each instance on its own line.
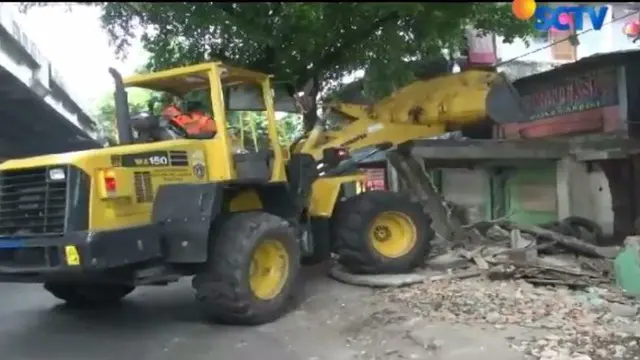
333, 191, 434, 274
193, 211, 300, 325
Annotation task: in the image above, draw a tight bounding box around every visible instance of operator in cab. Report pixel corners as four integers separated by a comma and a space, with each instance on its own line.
161, 94, 217, 137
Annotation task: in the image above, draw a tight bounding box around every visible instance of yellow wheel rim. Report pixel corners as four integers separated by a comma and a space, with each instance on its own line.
249, 239, 289, 300
369, 211, 417, 258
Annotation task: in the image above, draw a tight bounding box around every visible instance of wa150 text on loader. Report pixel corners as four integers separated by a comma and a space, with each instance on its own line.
0, 62, 526, 325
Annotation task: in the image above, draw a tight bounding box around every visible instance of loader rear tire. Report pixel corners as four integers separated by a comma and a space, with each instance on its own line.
333, 191, 434, 274
193, 211, 300, 325
44, 282, 134, 307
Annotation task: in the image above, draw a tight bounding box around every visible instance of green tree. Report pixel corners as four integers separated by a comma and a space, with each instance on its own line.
22, 3, 535, 131
229, 111, 302, 150
277, 113, 303, 145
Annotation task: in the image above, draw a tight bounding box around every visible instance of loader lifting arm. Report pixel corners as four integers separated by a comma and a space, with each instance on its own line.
292, 68, 531, 244
295, 69, 529, 161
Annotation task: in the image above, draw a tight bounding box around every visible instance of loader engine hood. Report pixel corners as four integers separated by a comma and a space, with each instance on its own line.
0, 149, 99, 172
0, 139, 197, 173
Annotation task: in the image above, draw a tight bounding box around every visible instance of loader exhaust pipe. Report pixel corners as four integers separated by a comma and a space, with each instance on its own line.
108, 67, 134, 145
485, 73, 530, 124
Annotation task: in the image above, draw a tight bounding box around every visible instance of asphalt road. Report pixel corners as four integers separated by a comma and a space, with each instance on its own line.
0, 267, 370, 360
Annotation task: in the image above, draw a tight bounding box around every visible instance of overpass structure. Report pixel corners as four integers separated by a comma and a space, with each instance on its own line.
0, 4, 101, 161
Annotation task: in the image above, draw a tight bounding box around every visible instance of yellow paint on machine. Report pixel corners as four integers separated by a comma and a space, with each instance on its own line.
249, 238, 289, 300
228, 190, 263, 212
308, 174, 365, 217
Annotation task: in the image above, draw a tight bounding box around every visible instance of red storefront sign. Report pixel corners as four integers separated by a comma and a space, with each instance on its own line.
521, 67, 618, 121
499, 67, 621, 139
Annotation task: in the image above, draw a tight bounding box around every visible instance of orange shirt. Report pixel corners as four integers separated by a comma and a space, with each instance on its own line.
187, 110, 216, 134
162, 105, 216, 135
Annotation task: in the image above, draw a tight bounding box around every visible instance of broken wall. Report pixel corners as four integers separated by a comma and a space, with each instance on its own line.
503, 163, 558, 225
415, 161, 561, 228
440, 168, 489, 224
496, 51, 640, 242
408, 154, 613, 237
556, 157, 614, 238
589, 164, 615, 237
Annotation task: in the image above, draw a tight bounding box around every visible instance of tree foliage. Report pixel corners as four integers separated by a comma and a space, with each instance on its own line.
108, 4, 531, 92
228, 112, 303, 149
24, 3, 535, 130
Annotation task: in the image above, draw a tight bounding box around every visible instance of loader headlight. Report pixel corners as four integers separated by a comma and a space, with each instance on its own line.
48, 168, 66, 181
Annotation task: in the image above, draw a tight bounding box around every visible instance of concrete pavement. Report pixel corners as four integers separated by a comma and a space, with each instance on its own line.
0, 266, 532, 360
0, 267, 369, 360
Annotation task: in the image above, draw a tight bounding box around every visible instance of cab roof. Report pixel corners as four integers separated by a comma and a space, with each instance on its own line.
122, 62, 272, 96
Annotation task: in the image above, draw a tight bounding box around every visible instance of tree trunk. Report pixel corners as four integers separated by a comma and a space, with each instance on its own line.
301, 76, 320, 132
303, 110, 318, 133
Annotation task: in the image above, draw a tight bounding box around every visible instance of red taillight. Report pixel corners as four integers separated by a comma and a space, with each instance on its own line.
104, 176, 117, 192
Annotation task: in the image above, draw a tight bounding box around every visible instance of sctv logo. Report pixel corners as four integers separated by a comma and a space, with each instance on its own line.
512, 0, 609, 31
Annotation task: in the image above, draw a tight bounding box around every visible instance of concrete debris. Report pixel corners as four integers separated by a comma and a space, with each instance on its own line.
338, 215, 640, 359
410, 218, 640, 358
424, 216, 620, 288
607, 303, 639, 318
380, 277, 640, 360
426, 252, 470, 271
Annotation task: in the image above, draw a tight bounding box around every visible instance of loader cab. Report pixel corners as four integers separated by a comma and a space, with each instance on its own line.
108, 63, 288, 183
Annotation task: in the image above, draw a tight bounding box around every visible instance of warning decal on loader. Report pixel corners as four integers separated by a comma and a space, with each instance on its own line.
191, 150, 206, 180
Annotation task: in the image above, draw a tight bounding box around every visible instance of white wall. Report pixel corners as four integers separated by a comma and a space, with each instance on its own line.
588, 165, 614, 236
440, 168, 489, 223
556, 157, 614, 237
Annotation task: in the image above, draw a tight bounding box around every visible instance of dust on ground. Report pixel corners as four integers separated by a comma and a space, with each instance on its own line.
317, 274, 640, 360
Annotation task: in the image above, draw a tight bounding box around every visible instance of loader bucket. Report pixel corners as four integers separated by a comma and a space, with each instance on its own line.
486, 73, 531, 124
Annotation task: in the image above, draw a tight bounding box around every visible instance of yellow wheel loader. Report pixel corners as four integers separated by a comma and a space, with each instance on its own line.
292, 68, 529, 272
0, 62, 526, 325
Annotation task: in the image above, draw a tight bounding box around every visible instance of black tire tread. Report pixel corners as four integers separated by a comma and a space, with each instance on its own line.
192, 211, 300, 325
333, 191, 434, 274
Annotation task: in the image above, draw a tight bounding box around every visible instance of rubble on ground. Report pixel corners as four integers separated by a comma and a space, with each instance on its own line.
381, 276, 640, 360
426, 216, 620, 289
370, 216, 640, 359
